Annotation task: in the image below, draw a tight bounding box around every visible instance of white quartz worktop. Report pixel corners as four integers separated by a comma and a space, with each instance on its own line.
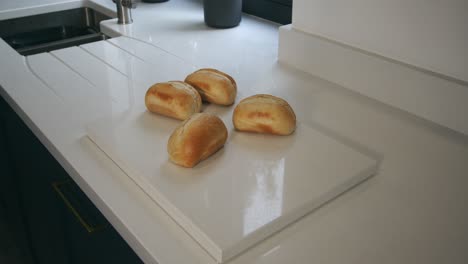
1, 1, 468, 264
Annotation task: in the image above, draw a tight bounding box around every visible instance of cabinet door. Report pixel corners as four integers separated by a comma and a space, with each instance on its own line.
3, 96, 142, 264
3, 104, 70, 264
53, 179, 143, 264
0, 97, 35, 264
0, 97, 10, 212
0, 96, 12, 211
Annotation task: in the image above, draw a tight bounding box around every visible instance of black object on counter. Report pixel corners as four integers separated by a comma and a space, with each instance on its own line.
204, 0, 242, 28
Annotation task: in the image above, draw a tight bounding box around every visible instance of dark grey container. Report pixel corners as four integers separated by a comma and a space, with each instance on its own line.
204, 0, 242, 28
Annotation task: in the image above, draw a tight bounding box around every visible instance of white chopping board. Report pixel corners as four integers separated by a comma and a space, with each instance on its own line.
86, 102, 377, 263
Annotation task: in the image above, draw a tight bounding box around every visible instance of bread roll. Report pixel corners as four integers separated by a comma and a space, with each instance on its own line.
168, 113, 228, 168
145, 81, 202, 120
233, 94, 296, 135
184, 68, 237, 105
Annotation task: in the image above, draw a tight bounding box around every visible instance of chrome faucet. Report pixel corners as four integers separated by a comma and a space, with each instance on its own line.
114, 0, 137, 24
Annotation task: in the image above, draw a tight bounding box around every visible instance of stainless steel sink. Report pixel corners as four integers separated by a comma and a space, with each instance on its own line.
0, 7, 112, 56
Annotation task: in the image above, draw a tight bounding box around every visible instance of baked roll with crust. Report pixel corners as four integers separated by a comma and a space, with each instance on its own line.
233, 94, 296, 135
168, 113, 228, 168
184, 68, 237, 105
145, 81, 202, 120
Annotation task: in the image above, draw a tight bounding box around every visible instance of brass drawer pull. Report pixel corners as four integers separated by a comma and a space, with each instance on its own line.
52, 180, 106, 233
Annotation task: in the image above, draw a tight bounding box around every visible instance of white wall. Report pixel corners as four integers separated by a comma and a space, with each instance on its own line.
292, 0, 468, 83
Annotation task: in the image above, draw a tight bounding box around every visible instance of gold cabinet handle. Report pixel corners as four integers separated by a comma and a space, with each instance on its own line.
52, 180, 106, 233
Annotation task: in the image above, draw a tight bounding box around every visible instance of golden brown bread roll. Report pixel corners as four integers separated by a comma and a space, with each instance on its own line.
167, 113, 228, 168
233, 94, 296, 135
145, 81, 202, 120
184, 68, 237, 105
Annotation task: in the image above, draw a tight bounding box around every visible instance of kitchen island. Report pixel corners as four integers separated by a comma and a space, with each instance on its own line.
1, 0, 467, 263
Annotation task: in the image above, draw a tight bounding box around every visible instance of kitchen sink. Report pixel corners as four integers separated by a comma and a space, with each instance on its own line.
0, 7, 112, 56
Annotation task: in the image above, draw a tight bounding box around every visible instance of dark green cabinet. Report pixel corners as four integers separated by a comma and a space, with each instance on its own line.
56, 179, 144, 264
0, 96, 142, 264
0, 96, 35, 264
0, 96, 11, 217
3, 103, 71, 264
243, 0, 292, 24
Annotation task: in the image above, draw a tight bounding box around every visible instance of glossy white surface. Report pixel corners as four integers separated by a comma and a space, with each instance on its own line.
86, 81, 377, 261
1, 1, 468, 264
